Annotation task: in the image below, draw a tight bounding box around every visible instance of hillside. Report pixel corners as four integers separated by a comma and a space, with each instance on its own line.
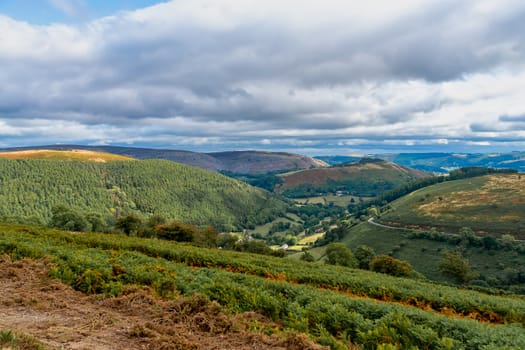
0, 149, 135, 162
2, 145, 326, 174
377, 152, 525, 173
1, 224, 525, 349
0, 158, 287, 230
210, 150, 327, 174
378, 173, 525, 237
277, 158, 428, 198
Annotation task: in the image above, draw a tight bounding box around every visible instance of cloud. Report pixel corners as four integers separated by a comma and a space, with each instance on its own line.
1, 0, 525, 153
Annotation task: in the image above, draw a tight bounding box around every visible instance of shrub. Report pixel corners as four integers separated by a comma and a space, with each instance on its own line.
369, 255, 413, 277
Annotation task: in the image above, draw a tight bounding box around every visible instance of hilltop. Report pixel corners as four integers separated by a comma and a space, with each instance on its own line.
0, 149, 135, 162
0, 158, 287, 230
277, 158, 428, 198
2, 145, 326, 174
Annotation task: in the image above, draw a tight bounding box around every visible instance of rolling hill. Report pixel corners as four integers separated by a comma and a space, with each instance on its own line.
277, 158, 429, 198
1, 145, 326, 174
378, 173, 525, 237
0, 158, 287, 230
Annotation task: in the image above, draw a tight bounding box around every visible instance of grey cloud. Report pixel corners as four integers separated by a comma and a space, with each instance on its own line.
1, 0, 525, 151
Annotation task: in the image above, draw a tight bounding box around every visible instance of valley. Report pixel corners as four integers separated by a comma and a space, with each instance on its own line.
0, 146, 524, 349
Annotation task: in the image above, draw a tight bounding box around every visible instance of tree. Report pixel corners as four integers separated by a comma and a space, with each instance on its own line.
217, 233, 239, 249
154, 221, 196, 242
115, 214, 142, 236
85, 213, 106, 232
369, 255, 413, 277
49, 205, 89, 232
300, 250, 315, 262
354, 245, 376, 269
459, 227, 481, 247
325, 243, 357, 267
439, 250, 477, 284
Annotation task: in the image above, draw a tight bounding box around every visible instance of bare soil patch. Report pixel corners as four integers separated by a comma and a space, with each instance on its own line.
0, 256, 325, 350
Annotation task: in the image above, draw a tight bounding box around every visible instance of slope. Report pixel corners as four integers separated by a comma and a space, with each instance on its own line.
0, 158, 287, 230
3, 145, 326, 174
277, 158, 428, 198
210, 150, 327, 174
378, 173, 525, 237
1, 224, 525, 349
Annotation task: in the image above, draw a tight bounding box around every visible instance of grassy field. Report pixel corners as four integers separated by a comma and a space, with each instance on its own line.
333, 220, 525, 290
250, 214, 303, 235
0, 149, 135, 162
379, 174, 525, 238
293, 195, 368, 207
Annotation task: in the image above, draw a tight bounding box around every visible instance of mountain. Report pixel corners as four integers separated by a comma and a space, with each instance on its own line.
209, 150, 326, 174
1, 145, 326, 174
376, 152, 525, 173
0, 158, 287, 230
378, 172, 525, 237
277, 158, 429, 198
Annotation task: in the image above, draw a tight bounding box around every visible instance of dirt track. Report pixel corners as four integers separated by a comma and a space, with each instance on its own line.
0, 256, 326, 350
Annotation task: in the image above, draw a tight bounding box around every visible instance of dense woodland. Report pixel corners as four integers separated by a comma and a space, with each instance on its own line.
0, 158, 287, 231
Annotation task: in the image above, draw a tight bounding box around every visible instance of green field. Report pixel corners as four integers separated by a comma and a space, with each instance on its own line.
330, 220, 525, 292
1, 223, 525, 349
379, 174, 525, 237
293, 195, 367, 207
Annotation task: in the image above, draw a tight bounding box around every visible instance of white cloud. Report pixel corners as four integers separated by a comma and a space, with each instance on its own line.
1, 0, 525, 152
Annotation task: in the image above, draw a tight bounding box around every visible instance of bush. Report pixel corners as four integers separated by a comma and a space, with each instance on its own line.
154, 221, 197, 242
369, 255, 413, 277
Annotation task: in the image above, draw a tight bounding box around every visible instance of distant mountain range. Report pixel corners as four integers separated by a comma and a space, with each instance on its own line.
1, 145, 326, 174
316, 152, 525, 173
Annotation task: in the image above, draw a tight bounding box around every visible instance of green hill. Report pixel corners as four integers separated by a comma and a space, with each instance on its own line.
277, 158, 428, 198
0, 158, 287, 230
378, 173, 525, 237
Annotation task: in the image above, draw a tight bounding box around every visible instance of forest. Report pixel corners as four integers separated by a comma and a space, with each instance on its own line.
0, 158, 287, 231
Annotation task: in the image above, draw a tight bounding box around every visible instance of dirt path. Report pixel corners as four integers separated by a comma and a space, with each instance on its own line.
0, 256, 326, 350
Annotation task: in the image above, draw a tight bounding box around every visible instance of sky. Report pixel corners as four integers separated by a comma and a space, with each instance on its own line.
1, 0, 525, 155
